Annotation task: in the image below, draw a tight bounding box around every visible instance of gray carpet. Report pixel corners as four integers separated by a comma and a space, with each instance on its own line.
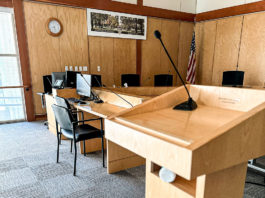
0, 121, 264, 198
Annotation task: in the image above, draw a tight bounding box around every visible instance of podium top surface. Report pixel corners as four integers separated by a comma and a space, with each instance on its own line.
112, 85, 265, 148
116, 105, 243, 146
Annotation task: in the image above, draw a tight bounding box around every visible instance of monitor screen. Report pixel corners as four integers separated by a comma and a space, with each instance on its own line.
222, 71, 244, 86
76, 74, 91, 98
51, 72, 66, 87
43, 75, 52, 93
65, 71, 80, 88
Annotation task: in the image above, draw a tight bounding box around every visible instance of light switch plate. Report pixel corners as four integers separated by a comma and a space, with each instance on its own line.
97, 65, 101, 72
83, 66, 88, 71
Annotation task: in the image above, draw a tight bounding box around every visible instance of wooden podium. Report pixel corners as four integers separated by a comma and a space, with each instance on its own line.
105, 85, 265, 198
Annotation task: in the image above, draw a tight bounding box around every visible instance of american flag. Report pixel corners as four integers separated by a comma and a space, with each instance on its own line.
186, 32, 196, 84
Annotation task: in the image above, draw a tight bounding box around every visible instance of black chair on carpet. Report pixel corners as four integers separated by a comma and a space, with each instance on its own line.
55, 96, 83, 149
154, 74, 173, 86
52, 104, 105, 176
121, 74, 140, 87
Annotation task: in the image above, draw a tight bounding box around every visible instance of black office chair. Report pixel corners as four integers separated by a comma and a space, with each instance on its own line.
55, 96, 83, 151
121, 74, 140, 87
52, 104, 105, 176
154, 74, 173, 86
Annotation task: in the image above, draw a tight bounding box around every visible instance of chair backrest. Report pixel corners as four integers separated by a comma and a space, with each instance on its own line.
52, 104, 73, 131
121, 74, 140, 87
55, 96, 71, 109
154, 74, 173, 86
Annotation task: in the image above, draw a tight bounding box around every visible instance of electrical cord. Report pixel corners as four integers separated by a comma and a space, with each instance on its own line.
92, 76, 133, 107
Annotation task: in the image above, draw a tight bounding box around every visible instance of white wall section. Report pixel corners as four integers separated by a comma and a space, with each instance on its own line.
143, 0, 181, 12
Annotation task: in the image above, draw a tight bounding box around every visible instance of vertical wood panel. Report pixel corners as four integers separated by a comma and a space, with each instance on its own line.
177, 21, 194, 85
24, 2, 90, 115
57, 6, 89, 70
195, 21, 217, 85
211, 16, 243, 86
113, 38, 136, 86
141, 17, 162, 86
89, 36, 114, 86
136, 40, 142, 76
238, 12, 265, 86
24, 2, 60, 115
160, 19, 180, 86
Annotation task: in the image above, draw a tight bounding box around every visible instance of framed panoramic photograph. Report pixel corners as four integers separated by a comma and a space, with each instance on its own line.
87, 9, 147, 40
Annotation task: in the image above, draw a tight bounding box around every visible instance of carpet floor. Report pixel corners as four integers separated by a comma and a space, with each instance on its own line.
0, 121, 264, 198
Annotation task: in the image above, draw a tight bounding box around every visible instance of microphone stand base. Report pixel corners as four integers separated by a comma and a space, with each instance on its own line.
173, 98, 197, 111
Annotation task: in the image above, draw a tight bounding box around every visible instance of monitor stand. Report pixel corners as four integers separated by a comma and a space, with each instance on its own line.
80, 96, 94, 102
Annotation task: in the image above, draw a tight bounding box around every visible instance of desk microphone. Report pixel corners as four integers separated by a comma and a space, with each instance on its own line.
154, 30, 197, 111
80, 74, 103, 103
92, 76, 134, 107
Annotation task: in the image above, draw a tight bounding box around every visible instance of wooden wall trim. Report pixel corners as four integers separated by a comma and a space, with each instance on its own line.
0, 0, 13, 8
136, 40, 142, 77
196, 1, 265, 22
29, 0, 195, 21
12, 0, 35, 121
137, 0, 143, 6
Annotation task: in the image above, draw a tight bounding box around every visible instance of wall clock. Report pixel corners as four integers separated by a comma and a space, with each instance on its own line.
46, 18, 63, 37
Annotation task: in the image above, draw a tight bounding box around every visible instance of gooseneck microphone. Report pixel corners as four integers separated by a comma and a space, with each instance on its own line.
154, 30, 197, 111
80, 74, 103, 104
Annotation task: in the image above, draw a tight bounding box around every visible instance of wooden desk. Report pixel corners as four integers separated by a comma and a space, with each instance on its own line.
105, 85, 265, 198
46, 87, 172, 155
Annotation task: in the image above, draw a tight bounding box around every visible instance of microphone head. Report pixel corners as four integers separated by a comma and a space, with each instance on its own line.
154, 30, 161, 39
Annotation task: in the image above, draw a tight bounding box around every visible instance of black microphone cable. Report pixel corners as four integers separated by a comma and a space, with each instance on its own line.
92, 76, 134, 108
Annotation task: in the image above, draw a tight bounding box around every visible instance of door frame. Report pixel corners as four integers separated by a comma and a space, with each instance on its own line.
0, 0, 35, 121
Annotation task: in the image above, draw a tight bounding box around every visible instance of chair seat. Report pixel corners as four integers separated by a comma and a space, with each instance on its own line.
61, 124, 102, 142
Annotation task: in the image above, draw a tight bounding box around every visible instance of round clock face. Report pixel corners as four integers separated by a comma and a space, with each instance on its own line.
46, 18, 63, 36
49, 20, 61, 34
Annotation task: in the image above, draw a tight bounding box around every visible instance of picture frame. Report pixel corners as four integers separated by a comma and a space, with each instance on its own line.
87, 9, 147, 40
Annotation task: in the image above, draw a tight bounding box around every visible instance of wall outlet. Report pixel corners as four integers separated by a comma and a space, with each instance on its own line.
69, 66, 73, 71
75, 66, 78, 71
97, 65, 101, 72
83, 66, 88, 71
65, 66, 68, 71
79, 66, 82, 71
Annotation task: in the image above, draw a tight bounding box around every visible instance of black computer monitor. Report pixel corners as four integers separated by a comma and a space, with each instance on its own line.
76, 74, 91, 98
222, 71, 244, 87
121, 74, 140, 87
51, 72, 66, 88
43, 75, 52, 93
154, 74, 173, 86
65, 71, 80, 88
91, 75, 102, 87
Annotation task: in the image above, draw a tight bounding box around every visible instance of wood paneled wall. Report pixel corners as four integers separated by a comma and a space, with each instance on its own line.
24, 1, 194, 115
24, 2, 89, 115
89, 37, 137, 86
141, 18, 194, 86
195, 11, 265, 87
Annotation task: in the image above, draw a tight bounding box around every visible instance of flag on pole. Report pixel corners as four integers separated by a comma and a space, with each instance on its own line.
186, 32, 196, 84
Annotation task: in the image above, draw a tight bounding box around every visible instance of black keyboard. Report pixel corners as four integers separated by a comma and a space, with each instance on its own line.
67, 98, 81, 103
